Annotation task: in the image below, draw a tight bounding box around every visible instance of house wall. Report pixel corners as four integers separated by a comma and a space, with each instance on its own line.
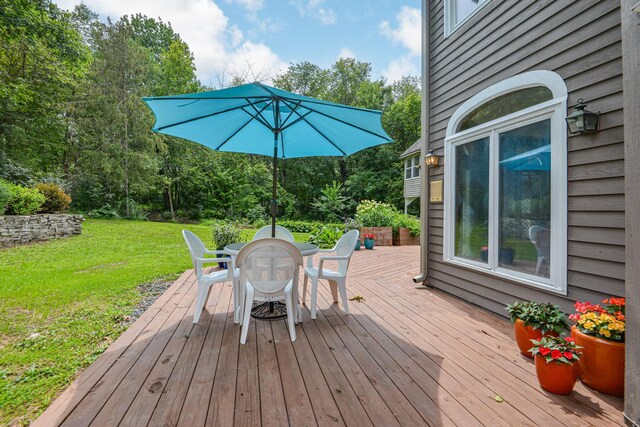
425, 0, 625, 315
404, 176, 421, 198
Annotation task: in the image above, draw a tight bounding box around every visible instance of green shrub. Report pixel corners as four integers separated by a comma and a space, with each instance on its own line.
246, 204, 267, 224
277, 219, 342, 234
344, 218, 362, 233
5, 183, 46, 215
35, 183, 71, 213
212, 221, 242, 249
392, 213, 420, 237
0, 181, 11, 214
87, 205, 121, 219
307, 225, 343, 249
355, 200, 399, 227
506, 301, 568, 334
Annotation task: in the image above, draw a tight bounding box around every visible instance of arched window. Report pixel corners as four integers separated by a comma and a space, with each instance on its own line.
443, 71, 567, 294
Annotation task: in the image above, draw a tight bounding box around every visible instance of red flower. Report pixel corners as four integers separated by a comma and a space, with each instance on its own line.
551, 349, 562, 359
564, 337, 574, 343
563, 352, 573, 360
539, 347, 551, 356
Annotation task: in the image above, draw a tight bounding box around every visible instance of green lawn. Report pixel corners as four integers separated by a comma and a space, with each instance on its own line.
0, 219, 306, 425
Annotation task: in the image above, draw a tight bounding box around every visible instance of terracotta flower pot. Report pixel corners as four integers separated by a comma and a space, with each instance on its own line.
534, 355, 578, 395
514, 318, 559, 358
571, 326, 625, 396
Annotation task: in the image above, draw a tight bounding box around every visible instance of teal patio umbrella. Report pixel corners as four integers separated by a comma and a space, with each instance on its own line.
144, 82, 393, 236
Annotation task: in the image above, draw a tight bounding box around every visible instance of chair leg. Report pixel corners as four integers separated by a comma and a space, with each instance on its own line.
535, 257, 543, 275
337, 278, 350, 315
284, 288, 296, 342
232, 278, 240, 324
193, 282, 209, 324
302, 273, 308, 305
310, 276, 319, 319
240, 285, 254, 344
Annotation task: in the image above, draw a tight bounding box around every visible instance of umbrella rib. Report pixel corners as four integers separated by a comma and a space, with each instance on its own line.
278, 100, 302, 129
215, 99, 276, 150
292, 102, 392, 141
154, 102, 255, 131
280, 111, 312, 132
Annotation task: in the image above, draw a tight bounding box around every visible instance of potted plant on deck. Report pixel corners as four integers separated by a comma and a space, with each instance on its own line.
507, 301, 568, 358
569, 297, 625, 396
363, 233, 376, 250
530, 336, 581, 395
212, 221, 242, 269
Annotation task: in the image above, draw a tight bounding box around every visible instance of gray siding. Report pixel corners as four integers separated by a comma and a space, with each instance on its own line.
426, 0, 624, 315
404, 177, 421, 198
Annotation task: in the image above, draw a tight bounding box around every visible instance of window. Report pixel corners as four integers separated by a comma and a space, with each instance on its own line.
405, 155, 420, 179
445, 0, 491, 37
444, 71, 567, 294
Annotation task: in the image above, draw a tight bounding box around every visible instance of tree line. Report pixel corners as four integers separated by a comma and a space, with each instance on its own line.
0, 0, 421, 222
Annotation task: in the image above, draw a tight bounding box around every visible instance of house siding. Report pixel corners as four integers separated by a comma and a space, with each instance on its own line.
425, 0, 624, 315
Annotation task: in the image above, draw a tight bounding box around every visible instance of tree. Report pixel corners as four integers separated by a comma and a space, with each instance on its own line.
0, 0, 89, 176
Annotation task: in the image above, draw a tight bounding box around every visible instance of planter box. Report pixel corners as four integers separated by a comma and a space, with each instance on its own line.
393, 228, 419, 246
361, 227, 392, 246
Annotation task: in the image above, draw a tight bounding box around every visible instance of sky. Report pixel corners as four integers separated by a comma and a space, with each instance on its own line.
53, 0, 421, 87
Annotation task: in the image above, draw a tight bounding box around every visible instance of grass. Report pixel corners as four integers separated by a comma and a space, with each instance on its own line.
0, 219, 308, 425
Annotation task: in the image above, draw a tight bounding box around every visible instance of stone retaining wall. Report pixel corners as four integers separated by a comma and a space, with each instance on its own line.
0, 214, 84, 248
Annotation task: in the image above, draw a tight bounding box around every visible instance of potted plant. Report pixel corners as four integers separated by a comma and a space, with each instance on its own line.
212, 221, 242, 269
480, 246, 488, 262
507, 301, 568, 358
363, 233, 376, 250
530, 336, 581, 395
569, 297, 625, 396
344, 218, 362, 250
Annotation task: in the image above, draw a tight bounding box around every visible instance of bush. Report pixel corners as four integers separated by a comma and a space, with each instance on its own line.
4, 182, 46, 215
87, 205, 121, 219
212, 221, 242, 249
276, 219, 342, 234
307, 225, 343, 249
0, 181, 11, 214
246, 204, 267, 225
35, 183, 71, 213
392, 213, 420, 237
355, 200, 399, 227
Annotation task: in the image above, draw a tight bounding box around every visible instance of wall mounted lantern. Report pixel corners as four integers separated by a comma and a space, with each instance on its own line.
424, 150, 440, 167
566, 98, 599, 134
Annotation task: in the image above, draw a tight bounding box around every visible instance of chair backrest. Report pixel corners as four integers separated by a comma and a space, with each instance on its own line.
252, 225, 295, 242
334, 230, 359, 275
528, 226, 550, 258
237, 238, 303, 295
182, 229, 205, 277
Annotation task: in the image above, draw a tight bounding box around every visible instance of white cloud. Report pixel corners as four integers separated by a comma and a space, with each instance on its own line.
380, 6, 421, 56
228, 0, 264, 13
383, 55, 418, 83
337, 48, 355, 60
53, 0, 286, 86
290, 0, 336, 25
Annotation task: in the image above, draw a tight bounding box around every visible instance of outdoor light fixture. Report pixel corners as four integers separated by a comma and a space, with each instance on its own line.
566, 98, 599, 134
424, 150, 440, 167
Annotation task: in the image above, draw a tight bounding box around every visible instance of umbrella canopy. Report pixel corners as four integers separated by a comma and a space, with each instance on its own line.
144, 82, 393, 235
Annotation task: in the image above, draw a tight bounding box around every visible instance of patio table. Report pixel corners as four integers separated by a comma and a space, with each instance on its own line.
225, 242, 319, 320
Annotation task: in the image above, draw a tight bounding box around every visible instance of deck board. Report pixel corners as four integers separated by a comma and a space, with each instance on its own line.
34, 247, 624, 427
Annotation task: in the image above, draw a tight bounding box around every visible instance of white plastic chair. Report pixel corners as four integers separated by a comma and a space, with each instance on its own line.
302, 230, 359, 319
252, 225, 295, 241
529, 225, 550, 275
237, 238, 303, 344
182, 230, 240, 324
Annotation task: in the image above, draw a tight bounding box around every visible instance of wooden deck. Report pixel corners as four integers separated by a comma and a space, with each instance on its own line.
34, 246, 624, 426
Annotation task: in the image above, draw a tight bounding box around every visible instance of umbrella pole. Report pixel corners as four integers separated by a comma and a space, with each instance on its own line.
271, 132, 278, 238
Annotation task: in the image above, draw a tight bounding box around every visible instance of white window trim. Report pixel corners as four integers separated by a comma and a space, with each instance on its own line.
404, 155, 421, 179
443, 71, 568, 295
444, 0, 491, 38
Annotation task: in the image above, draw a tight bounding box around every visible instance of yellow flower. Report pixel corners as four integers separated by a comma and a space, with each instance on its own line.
600, 328, 611, 338
583, 320, 596, 330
